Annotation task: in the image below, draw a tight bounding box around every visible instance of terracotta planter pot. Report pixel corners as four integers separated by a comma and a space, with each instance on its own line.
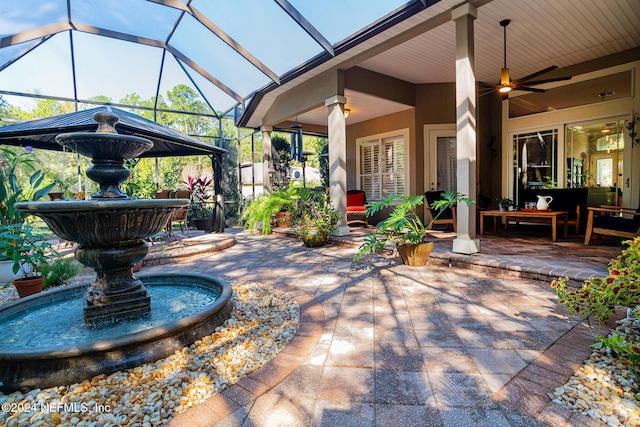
397, 242, 434, 266
13, 276, 45, 298
275, 211, 292, 228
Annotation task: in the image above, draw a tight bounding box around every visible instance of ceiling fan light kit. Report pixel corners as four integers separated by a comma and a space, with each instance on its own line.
499, 68, 512, 93
492, 19, 571, 97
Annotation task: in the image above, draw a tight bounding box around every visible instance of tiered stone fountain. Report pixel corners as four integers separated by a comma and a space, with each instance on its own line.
23, 111, 181, 327
0, 111, 232, 391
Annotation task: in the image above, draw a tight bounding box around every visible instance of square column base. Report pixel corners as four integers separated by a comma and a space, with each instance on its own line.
334, 226, 351, 237
452, 237, 480, 255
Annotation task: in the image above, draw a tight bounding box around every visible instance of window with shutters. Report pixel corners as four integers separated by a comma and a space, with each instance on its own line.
357, 129, 408, 201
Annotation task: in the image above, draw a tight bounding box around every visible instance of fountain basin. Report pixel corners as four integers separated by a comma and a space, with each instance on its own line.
0, 273, 233, 392
15, 199, 190, 326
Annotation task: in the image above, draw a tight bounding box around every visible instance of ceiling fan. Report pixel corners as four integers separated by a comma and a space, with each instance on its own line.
490, 19, 571, 97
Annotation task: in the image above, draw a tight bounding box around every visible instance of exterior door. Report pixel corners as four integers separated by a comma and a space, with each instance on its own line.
425, 126, 457, 192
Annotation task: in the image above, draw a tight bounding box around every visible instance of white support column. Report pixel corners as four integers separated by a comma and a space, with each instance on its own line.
261, 126, 273, 194
452, 3, 480, 254
325, 95, 350, 236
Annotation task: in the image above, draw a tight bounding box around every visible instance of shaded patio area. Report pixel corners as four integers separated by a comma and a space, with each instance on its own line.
2, 227, 624, 425
151, 228, 623, 426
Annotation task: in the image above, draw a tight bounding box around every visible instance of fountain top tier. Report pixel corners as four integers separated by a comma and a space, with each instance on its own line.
56, 110, 153, 199
58, 111, 153, 160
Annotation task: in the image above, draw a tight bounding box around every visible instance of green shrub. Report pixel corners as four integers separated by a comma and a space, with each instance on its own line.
241, 184, 298, 235
552, 236, 640, 368
40, 257, 83, 289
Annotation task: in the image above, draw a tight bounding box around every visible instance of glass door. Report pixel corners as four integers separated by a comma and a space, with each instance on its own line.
512, 129, 558, 205
435, 136, 457, 192
565, 119, 624, 205
426, 127, 457, 192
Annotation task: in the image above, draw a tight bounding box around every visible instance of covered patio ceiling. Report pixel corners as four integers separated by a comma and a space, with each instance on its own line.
0, 0, 638, 128
245, 0, 640, 127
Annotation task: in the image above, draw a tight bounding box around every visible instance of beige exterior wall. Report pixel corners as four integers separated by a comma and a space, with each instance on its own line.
345, 67, 415, 106
346, 109, 415, 192
414, 83, 456, 196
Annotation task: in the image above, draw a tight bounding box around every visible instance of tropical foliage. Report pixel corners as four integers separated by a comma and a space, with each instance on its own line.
354, 192, 472, 261
241, 185, 298, 236
0, 85, 242, 225
40, 257, 83, 289
0, 221, 58, 277
186, 175, 214, 219
0, 146, 55, 226
552, 237, 640, 369
294, 187, 339, 238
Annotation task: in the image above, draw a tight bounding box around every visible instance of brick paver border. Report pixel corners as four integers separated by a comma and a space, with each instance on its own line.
166, 284, 324, 426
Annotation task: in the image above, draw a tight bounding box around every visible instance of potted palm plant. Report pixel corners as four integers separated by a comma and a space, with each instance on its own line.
353, 192, 472, 265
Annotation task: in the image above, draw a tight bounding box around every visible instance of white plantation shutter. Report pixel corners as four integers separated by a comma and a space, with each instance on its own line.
361, 142, 379, 174
359, 133, 405, 200
383, 137, 395, 174
360, 142, 381, 200
394, 138, 405, 174
361, 175, 381, 200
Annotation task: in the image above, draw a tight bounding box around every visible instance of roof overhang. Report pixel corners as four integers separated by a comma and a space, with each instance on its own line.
237, 0, 448, 128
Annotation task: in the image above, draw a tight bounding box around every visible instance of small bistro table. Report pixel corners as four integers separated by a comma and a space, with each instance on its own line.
479, 209, 569, 242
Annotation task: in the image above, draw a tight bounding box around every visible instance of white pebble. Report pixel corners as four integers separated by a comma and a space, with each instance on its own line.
0, 282, 300, 426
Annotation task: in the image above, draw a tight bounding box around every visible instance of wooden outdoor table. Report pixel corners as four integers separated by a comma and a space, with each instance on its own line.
479, 209, 568, 241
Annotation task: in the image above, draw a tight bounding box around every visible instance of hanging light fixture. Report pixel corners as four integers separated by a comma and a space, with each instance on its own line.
498, 20, 513, 94
290, 123, 303, 162
344, 108, 351, 119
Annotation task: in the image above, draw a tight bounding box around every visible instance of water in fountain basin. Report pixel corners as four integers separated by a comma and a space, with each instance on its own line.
0, 282, 220, 349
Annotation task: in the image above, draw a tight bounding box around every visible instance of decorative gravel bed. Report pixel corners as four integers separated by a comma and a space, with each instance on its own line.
0, 282, 300, 427
553, 315, 640, 427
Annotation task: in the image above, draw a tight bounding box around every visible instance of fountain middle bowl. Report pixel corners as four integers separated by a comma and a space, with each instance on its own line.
14, 199, 188, 246
0, 273, 233, 392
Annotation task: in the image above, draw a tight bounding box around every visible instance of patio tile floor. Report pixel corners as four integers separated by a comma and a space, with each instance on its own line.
162, 227, 625, 426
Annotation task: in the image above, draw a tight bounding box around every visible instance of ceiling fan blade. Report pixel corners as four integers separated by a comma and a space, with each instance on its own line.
519, 76, 572, 86
478, 87, 496, 94
512, 65, 559, 85
478, 89, 498, 98
515, 86, 547, 93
